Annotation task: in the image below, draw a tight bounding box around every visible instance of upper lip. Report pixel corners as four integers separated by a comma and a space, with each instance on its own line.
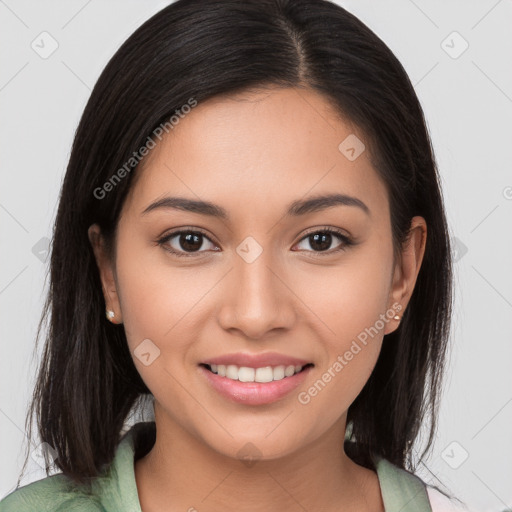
201, 352, 312, 368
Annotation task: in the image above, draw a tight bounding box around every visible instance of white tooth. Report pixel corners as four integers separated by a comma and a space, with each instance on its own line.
273, 365, 285, 380
238, 367, 255, 382
284, 365, 295, 377
255, 366, 274, 383
226, 365, 239, 380
216, 363, 303, 381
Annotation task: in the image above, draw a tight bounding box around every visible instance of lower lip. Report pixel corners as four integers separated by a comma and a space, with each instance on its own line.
199, 365, 312, 405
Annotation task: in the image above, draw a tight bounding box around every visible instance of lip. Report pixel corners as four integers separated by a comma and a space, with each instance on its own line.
202, 352, 311, 368
199, 354, 313, 406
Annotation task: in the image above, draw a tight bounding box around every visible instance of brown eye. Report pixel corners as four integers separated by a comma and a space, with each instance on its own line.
175, 232, 204, 252
158, 230, 218, 257
294, 228, 353, 254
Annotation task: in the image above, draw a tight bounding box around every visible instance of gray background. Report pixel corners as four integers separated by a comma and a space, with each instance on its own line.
1, 1, 511, 511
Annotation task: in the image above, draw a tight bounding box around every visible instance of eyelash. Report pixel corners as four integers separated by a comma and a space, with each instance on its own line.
156, 226, 354, 259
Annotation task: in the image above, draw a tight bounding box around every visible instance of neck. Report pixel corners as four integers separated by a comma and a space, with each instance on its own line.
134, 407, 383, 512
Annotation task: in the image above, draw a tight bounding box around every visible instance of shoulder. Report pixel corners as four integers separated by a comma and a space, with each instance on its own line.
0, 474, 105, 512
0, 421, 154, 512
372, 455, 471, 512
373, 456, 433, 511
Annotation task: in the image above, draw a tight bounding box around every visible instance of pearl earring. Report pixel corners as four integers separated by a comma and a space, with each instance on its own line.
106, 309, 116, 323
393, 314, 400, 321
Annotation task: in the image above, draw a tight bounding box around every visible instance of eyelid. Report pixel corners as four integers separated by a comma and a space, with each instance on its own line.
298, 225, 351, 240
159, 226, 217, 242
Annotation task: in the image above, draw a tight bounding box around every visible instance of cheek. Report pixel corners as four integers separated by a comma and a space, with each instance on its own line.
114, 257, 197, 413
114, 247, 216, 377
115, 237, 198, 341
113, 248, 229, 443
296, 288, 388, 431
296, 341, 381, 436
293, 240, 393, 342
293, 241, 392, 420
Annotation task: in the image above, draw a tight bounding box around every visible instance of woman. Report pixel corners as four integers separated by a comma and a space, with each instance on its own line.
0, 0, 466, 510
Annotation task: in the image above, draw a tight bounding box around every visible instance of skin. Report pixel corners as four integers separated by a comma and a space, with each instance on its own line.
89, 86, 426, 512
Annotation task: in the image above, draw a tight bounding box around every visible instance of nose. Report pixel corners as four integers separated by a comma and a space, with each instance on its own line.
217, 247, 296, 340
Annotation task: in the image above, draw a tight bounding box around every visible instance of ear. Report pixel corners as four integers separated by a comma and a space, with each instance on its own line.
384, 216, 427, 335
88, 224, 123, 324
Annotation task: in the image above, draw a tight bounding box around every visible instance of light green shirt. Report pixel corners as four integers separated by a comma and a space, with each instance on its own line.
0, 422, 433, 511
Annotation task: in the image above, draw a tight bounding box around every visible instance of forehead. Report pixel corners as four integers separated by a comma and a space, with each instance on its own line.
122, 87, 388, 221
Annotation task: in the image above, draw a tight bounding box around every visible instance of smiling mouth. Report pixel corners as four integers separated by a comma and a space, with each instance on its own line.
200, 363, 314, 383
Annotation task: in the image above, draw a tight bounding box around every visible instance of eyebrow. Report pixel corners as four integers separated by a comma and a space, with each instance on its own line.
141, 193, 370, 219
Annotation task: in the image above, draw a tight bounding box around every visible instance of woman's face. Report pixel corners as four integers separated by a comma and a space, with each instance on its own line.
90, 86, 425, 461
